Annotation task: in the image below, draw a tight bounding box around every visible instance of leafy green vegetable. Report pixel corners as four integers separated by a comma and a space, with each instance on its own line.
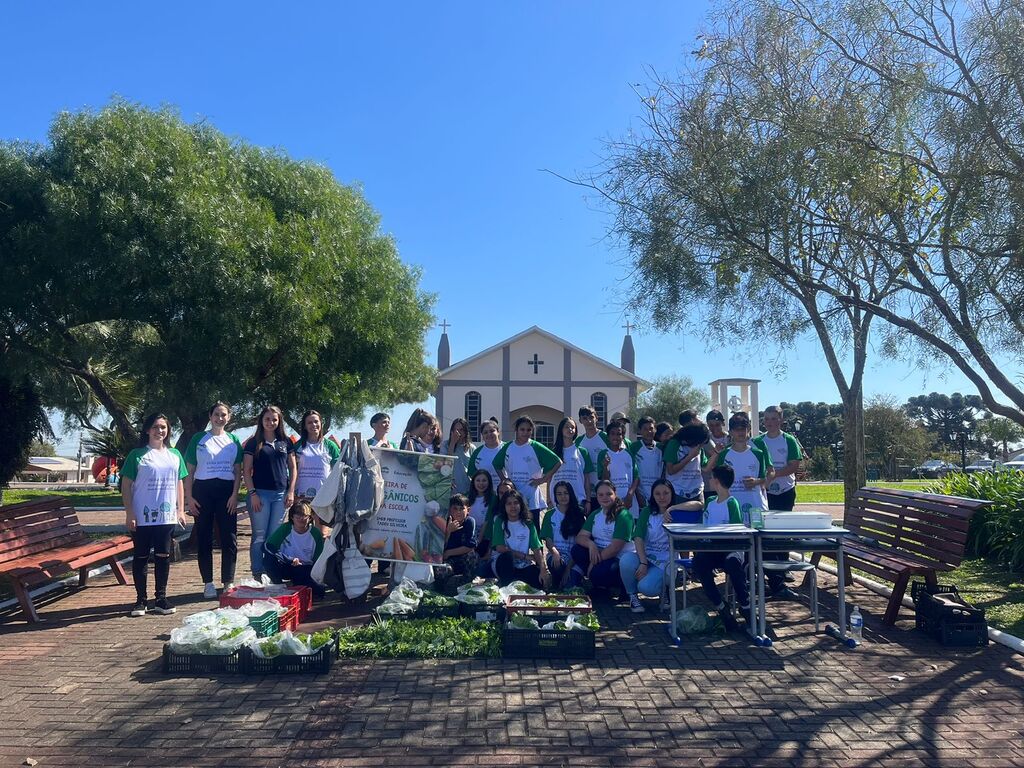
336, 618, 501, 658
509, 614, 540, 630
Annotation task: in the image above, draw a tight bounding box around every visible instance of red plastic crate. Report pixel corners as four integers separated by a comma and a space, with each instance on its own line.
278, 604, 300, 631
219, 586, 313, 622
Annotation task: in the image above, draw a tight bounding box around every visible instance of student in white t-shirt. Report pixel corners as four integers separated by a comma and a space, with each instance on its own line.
468, 419, 505, 489
629, 416, 665, 508
490, 489, 548, 589
294, 409, 341, 501
121, 413, 188, 617
493, 416, 562, 512
367, 412, 399, 449
548, 417, 593, 513
540, 481, 588, 590
264, 501, 326, 598
184, 401, 243, 599
575, 405, 610, 504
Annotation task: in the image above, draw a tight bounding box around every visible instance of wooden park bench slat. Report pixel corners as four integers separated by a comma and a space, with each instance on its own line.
811, 487, 988, 625
0, 496, 132, 622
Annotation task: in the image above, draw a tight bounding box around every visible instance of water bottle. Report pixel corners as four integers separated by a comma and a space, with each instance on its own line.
849, 605, 864, 643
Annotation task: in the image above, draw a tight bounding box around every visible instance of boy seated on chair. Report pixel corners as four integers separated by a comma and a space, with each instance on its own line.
670, 464, 749, 632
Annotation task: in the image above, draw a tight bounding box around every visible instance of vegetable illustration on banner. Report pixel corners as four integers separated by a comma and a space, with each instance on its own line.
359, 448, 454, 564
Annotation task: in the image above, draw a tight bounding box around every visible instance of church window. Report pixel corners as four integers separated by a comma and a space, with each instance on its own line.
534, 421, 555, 449
465, 391, 482, 440
590, 392, 608, 429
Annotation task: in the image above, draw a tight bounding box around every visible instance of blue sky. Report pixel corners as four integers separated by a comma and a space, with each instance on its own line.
2, 1, 994, 452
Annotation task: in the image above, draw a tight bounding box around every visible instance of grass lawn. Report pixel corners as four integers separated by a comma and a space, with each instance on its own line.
1, 487, 249, 507
797, 481, 932, 504
1, 487, 124, 507
945, 558, 1024, 636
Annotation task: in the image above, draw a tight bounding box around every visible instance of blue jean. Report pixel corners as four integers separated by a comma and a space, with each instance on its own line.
570, 544, 624, 591
249, 489, 285, 577
618, 551, 666, 597
546, 552, 580, 590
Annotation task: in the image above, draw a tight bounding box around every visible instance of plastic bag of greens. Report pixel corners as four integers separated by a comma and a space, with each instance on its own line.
234, 599, 283, 617
499, 580, 543, 600
566, 613, 599, 631
508, 614, 540, 630
182, 607, 250, 631
250, 630, 315, 658
169, 625, 213, 653
675, 605, 719, 635
208, 625, 257, 654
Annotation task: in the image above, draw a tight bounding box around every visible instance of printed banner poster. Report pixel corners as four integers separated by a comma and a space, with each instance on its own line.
359, 448, 454, 564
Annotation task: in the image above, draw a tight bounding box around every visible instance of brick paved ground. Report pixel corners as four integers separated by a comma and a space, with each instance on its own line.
2, 515, 1022, 768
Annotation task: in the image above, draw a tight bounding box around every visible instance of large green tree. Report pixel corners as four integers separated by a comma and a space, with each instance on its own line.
863, 395, 933, 479
629, 374, 709, 427
0, 370, 53, 503
0, 101, 435, 451
905, 392, 986, 451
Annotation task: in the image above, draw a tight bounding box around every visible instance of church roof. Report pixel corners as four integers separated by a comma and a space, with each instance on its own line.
439, 325, 650, 388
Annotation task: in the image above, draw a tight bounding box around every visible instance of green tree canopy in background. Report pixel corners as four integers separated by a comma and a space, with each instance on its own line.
629, 374, 709, 427
864, 395, 933, 479
0, 101, 436, 451
905, 392, 986, 451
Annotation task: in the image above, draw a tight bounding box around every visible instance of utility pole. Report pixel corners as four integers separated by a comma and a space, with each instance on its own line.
77, 434, 83, 484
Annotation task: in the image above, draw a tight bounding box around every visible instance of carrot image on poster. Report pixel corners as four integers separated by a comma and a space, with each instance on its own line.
358, 448, 454, 564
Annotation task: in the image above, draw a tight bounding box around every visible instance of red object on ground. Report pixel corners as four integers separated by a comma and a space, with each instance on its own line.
278, 604, 300, 631
219, 585, 313, 623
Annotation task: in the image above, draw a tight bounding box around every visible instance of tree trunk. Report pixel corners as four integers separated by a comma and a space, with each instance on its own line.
174, 413, 209, 455
842, 388, 866, 519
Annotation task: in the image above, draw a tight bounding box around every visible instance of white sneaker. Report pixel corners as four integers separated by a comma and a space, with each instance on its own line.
222, 582, 234, 593
203, 582, 217, 599
629, 594, 645, 614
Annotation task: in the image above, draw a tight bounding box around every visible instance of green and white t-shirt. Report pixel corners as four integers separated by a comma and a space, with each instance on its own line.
703, 494, 744, 526
184, 431, 243, 481
540, 507, 577, 558
295, 438, 341, 499
582, 508, 635, 553
122, 446, 188, 526
490, 519, 542, 569
714, 445, 770, 517
468, 442, 505, 490
494, 439, 561, 510
663, 438, 706, 498
367, 437, 399, 449
468, 494, 494, 538
597, 447, 641, 518
551, 442, 593, 503
575, 431, 610, 490
753, 432, 802, 495
629, 440, 665, 501
634, 506, 670, 562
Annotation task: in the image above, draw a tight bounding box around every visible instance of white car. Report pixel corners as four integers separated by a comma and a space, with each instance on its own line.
1003, 459, 1024, 472
965, 459, 1003, 473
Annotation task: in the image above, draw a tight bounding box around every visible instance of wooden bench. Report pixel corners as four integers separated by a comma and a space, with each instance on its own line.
811, 487, 988, 624
0, 496, 134, 622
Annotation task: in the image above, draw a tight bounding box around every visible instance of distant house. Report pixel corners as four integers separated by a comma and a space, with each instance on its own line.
16, 456, 92, 483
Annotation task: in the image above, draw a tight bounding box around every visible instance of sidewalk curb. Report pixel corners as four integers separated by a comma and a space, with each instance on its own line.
812, 558, 1024, 655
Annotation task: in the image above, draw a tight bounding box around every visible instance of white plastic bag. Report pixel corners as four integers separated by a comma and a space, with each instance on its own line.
249, 630, 315, 658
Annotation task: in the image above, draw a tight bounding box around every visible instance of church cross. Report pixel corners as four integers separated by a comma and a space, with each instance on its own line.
439, 319, 450, 334
623, 321, 634, 335
527, 353, 544, 374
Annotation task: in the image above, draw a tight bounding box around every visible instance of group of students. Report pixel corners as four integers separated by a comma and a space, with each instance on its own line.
394, 403, 804, 629
119, 399, 802, 625
120, 403, 339, 616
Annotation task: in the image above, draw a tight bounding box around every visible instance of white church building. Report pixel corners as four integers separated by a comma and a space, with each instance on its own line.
434, 326, 650, 446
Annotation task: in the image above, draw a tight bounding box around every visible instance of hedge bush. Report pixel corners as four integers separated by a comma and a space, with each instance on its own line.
928, 471, 1024, 570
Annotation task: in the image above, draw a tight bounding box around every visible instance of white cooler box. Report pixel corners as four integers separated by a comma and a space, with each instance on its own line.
763, 511, 833, 530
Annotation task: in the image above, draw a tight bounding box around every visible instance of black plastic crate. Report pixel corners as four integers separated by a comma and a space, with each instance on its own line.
242, 635, 338, 674
915, 612, 988, 647
414, 601, 460, 619
502, 626, 595, 659
162, 644, 243, 674
916, 591, 986, 624
911, 581, 959, 604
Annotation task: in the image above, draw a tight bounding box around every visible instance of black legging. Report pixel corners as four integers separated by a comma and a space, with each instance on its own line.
192, 477, 237, 584
494, 551, 542, 588
132, 524, 174, 602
